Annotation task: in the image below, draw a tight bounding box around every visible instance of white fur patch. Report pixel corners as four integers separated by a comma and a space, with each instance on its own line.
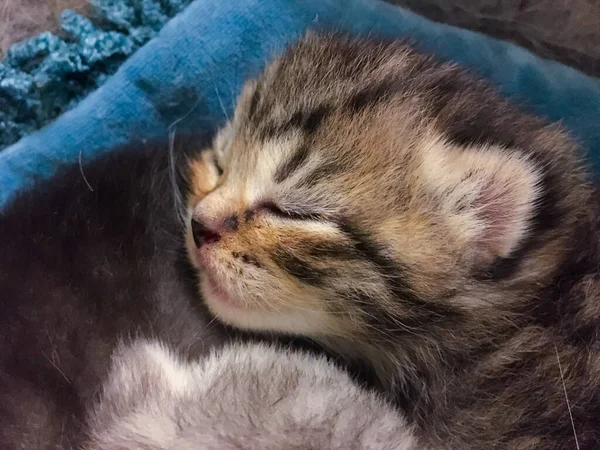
86, 340, 417, 450
201, 284, 333, 335
243, 137, 300, 204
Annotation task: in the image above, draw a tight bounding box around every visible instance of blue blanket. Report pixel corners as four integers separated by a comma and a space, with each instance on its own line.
1, 0, 599, 208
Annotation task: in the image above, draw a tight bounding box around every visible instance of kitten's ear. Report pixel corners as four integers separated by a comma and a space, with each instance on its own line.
423, 140, 542, 264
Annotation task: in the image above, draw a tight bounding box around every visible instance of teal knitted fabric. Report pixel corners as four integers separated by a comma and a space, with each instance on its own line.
0, 0, 192, 150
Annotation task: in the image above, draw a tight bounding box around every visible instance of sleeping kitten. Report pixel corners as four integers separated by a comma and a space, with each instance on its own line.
86, 340, 413, 450
0, 136, 232, 449
0, 129, 410, 448
186, 32, 600, 449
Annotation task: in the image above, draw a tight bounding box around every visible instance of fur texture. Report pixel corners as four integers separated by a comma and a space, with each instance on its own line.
0, 136, 230, 449
186, 33, 600, 449
0, 125, 403, 449
86, 340, 414, 450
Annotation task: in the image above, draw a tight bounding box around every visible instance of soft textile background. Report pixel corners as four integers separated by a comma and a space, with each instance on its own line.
1, 0, 599, 207
391, 0, 600, 77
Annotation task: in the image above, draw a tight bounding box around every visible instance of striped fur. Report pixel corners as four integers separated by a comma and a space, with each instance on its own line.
186, 33, 600, 449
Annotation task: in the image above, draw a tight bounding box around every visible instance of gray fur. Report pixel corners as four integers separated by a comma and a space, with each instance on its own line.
86, 340, 416, 450
187, 33, 600, 449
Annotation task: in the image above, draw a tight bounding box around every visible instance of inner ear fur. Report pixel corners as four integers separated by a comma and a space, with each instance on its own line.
421, 138, 542, 265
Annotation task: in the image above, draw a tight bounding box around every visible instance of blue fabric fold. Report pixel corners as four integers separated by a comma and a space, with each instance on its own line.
1, 0, 599, 207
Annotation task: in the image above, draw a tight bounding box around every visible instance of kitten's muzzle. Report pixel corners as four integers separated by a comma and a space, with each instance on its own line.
191, 218, 221, 248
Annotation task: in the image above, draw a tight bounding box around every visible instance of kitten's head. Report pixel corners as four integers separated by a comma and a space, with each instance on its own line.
185, 33, 592, 348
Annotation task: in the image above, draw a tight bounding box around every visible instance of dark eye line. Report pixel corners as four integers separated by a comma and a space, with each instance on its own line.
212, 152, 224, 176
258, 201, 325, 222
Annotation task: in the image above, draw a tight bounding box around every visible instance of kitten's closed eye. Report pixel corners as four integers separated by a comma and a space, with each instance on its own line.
210, 151, 224, 176
184, 32, 600, 450
257, 201, 324, 222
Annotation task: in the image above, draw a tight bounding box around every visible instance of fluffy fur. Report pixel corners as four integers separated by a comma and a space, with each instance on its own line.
186, 33, 600, 449
86, 340, 414, 450
0, 137, 230, 449
0, 126, 400, 449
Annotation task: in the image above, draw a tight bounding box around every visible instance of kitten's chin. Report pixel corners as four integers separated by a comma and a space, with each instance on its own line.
200, 279, 330, 336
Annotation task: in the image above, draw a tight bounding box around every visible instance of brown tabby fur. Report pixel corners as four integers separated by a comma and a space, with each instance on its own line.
185, 33, 600, 449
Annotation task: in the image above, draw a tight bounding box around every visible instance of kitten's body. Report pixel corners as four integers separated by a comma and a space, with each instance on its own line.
187, 33, 600, 449
0, 138, 231, 448
0, 132, 405, 449
4, 31, 599, 450
87, 340, 412, 450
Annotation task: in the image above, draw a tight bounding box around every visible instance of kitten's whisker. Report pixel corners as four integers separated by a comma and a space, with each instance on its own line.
78, 150, 94, 192
204, 315, 220, 332
167, 125, 187, 226
214, 84, 230, 122
555, 343, 580, 450
260, 293, 284, 314
166, 96, 204, 226
168, 96, 203, 131
228, 82, 237, 112
41, 351, 71, 384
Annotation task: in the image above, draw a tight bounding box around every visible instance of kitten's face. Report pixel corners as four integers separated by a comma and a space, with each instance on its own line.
185, 34, 576, 344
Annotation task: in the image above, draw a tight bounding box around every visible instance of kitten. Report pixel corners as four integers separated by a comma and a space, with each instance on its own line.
0, 136, 231, 449
0, 129, 410, 448
86, 339, 413, 450
186, 32, 600, 449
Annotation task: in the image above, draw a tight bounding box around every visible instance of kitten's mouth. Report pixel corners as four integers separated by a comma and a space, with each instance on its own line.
200, 263, 249, 311
186, 235, 252, 312
203, 271, 233, 306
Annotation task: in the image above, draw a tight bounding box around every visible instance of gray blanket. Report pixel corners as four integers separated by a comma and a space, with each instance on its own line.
389, 0, 600, 77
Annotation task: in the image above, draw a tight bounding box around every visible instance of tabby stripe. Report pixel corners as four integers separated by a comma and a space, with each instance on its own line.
247, 83, 262, 120
346, 291, 427, 337
307, 241, 358, 260
337, 220, 460, 323
347, 80, 397, 114
298, 159, 347, 188
272, 246, 328, 287
261, 105, 332, 140
274, 144, 311, 183
286, 106, 331, 135
337, 220, 419, 302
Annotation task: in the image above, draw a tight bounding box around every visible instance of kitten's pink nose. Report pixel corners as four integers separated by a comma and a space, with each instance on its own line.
191, 218, 221, 248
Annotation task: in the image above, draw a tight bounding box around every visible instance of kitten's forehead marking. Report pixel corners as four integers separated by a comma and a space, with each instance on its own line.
231, 135, 302, 205
199, 132, 303, 220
